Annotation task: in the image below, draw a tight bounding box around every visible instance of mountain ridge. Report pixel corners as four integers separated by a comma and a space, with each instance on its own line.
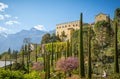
0, 28, 55, 54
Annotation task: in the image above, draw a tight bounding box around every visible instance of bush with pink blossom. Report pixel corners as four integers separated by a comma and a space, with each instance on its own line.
32, 62, 44, 71
56, 57, 78, 73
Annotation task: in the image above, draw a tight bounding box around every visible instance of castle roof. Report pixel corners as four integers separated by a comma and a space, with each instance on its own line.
95, 13, 108, 17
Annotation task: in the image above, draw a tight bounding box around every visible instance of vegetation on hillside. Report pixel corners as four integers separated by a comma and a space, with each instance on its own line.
0, 8, 120, 79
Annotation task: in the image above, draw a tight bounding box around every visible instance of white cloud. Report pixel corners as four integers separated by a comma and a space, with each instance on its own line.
4, 14, 11, 18
0, 2, 8, 11
34, 25, 46, 31
0, 26, 12, 35
14, 17, 18, 19
5, 20, 20, 25
0, 26, 7, 31
0, 14, 4, 20
0, 14, 11, 20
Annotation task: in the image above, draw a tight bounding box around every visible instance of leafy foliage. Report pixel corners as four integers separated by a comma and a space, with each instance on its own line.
41, 33, 61, 44
0, 69, 24, 79
94, 20, 113, 47
109, 73, 120, 79
24, 71, 42, 79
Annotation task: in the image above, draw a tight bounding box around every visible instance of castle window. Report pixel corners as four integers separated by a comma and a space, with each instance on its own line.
69, 25, 70, 27
76, 24, 78, 26
59, 27, 61, 28
73, 24, 75, 27
65, 25, 67, 27
62, 26, 64, 28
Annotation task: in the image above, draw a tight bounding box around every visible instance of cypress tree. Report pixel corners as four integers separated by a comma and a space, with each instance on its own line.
28, 43, 31, 63
8, 48, 12, 70
5, 56, 6, 70
55, 44, 57, 61
22, 46, 24, 66
78, 13, 85, 77
114, 22, 119, 73
66, 40, 69, 57
47, 53, 50, 78
45, 52, 50, 79
14, 50, 18, 64
25, 44, 29, 73
27, 43, 31, 73
51, 42, 54, 66
43, 44, 46, 72
44, 52, 46, 71
70, 29, 74, 56
87, 27, 92, 79
35, 44, 37, 62
56, 44, 59, 60
45, 52, 47, 79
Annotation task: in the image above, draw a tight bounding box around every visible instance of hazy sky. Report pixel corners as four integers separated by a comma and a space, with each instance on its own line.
0, 0, 120, 34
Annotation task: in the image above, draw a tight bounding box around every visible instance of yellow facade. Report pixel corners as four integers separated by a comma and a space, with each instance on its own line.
56, 20, 88, 41
95, 13, 109, 23
56, 13, 111, 41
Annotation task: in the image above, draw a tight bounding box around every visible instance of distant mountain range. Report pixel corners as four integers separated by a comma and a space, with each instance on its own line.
0, 28, 55, 54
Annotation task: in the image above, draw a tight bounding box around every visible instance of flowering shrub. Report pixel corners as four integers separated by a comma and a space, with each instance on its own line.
32, 62, 44, 71
56, 57, 78, 72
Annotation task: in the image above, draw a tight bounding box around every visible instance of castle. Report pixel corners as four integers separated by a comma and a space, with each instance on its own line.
56, 13, 111, 41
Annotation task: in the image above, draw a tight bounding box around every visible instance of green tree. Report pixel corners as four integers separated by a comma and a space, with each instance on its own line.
35, 44, 38, 62
114, 22, 119, 73
5, 56, 6, 70
60, 31, 67, 41
114, 8, 120, 23
87, 27, 92, 79
8, 48, 12, 70
21, 46, 25, 66
41, 33, 61, 44
41, 33, 51, 44
78, 13, 85, 77
94, 20, 113, 48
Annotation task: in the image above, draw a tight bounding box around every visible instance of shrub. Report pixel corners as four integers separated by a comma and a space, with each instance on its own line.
24, 71, 41, 79
0, 69, 24, 79
32, 62, 44, 71
11, 63, 27, 71
109, 73, 120, 79
56, 57, 78, 73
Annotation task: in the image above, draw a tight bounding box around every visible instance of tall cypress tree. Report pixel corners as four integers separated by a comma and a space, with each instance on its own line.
27, 43, 31, 73
35, 44, 38, 62
8, 48, 12, 70
55, 44, 58, 61
25, 44, 29, 73
28, 43, 31, 63
51, 42, 54, 66
66, 40, 69, 57
22, 46, 24, 66
45, 51, 50, 79
87, 27, 92, 79
114, 22, 119, 73
5, 56, 6, 70
78, 13, 85, 77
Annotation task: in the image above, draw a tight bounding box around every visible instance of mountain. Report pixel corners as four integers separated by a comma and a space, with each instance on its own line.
0, 28, 55, 54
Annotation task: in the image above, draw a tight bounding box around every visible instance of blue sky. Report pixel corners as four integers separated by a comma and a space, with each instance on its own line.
0, 0, 120, 34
